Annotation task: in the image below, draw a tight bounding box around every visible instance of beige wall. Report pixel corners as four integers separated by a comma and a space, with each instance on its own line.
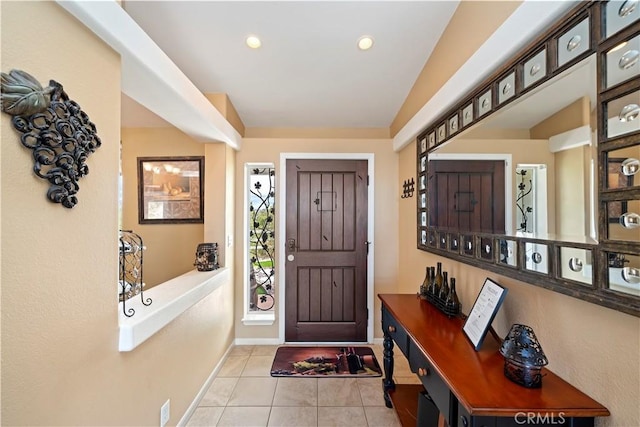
234, 137, 399, 340
202, 143, 236, 268
554, 147, 586, 238
532, 97, 593, 241
121, 128, 206, 288
530, 97, 590, 140
400, 120, 639, 427
1, 3, 234, 425
204, 93, 245, 136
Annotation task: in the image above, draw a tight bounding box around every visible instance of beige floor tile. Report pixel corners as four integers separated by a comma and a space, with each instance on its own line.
227, 377, 278, 406
371, 345, 384, 360
186, 407, 224, 427
267, 407, 318, 427
229, 345, 254, 356
216, 406, 271, 427
363, 406, 401, 427
200, 377, 239, 407
241, 355, 275, 377
318, 378, 363, 407
394, 375, 422, 385
188, 344, 416, 427
272, 378, 318, 406
370, 346, 410, 371
392, 356, 414, 378
218, 356, 249, 377
317, 407, 367, 427
356, 378, 386, 407
251, 345, 280, 357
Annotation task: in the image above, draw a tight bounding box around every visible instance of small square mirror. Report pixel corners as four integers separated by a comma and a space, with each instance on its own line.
525, 242, 549, 274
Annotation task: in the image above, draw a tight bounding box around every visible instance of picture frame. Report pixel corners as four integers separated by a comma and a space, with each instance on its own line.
463, 277, 508, 351
137, 156, 204, 224
607, 158, 633, 223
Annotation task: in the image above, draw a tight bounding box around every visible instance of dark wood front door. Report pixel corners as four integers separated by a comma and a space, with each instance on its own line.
428, 160, 505, 234
285, 159, 368, 342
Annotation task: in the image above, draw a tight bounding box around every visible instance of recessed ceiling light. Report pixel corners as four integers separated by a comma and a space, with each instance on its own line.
357, 36, 374, 51
246, 35, 261, 49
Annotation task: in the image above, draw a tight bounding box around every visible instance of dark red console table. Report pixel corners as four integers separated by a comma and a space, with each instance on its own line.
378, 294, 609, 427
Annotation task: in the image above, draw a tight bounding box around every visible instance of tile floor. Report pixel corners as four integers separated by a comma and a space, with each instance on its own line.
185, 344, 421, 427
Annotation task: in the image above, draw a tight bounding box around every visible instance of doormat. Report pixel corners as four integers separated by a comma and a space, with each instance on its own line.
270, 346, 382, 377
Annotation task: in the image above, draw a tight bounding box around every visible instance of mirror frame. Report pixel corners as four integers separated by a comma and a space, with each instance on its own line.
417, 1, 640, 317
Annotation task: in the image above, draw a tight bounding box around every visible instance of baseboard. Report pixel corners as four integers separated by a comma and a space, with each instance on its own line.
234, 338, 383, 346
234, 337, 283, 345
281, 341, 378, 346
177, 343, 234, 427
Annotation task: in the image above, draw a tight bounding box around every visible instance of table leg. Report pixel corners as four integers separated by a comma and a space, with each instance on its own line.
382, 331, 395, 408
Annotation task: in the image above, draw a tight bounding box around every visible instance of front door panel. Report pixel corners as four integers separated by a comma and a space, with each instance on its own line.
285, 159, 368, 342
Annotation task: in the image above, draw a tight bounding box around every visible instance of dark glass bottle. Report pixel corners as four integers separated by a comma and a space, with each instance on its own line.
445, 278, 460, 317
427, 266, 435, 299
433, 262, 443, 301
419, 267, 429, 299
439, 271, 450, 307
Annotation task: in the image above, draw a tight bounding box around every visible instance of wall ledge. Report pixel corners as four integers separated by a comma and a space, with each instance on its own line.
118, 268, 230, 351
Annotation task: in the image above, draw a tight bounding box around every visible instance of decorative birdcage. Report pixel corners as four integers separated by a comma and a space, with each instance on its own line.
118, 230, 151, 317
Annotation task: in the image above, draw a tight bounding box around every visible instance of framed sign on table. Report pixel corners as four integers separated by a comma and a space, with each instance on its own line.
137, 156, 204, 224
463, 277, 508, 351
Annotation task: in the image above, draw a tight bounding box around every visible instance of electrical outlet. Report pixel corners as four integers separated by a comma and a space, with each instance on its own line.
160, 399, 170, 427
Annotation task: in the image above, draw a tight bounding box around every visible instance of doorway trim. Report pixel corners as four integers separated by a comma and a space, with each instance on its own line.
278, 152, 375, 344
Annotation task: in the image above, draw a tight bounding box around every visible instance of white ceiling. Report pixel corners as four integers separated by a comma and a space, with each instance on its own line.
121, 1, 460, 129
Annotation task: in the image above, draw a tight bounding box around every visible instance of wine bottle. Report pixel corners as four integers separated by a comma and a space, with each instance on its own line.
426, 266, 435, 299
439, 271, 450, 308
445, 278, 460, 317
433, 262, 443, 301
419, 267, 429, 299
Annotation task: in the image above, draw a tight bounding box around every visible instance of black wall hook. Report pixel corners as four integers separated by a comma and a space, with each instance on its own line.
401, 178, 415, 199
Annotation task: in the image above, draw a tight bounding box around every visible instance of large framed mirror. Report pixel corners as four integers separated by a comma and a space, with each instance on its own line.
417, 1, 640, 317
428, 55, 597, 245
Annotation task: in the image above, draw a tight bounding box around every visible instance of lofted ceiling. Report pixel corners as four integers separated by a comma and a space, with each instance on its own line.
120, 1, 460, 130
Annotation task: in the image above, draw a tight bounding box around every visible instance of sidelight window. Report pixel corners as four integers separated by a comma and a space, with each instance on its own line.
244, 164, 276, 323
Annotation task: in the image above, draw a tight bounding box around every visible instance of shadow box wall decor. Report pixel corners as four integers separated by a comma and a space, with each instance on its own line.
414, 1, 640, 317
137, 156, 204, 224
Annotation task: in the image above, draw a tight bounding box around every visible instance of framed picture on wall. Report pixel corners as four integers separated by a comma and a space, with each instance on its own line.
607, 158, 633, 223
137, 156, 204, 224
